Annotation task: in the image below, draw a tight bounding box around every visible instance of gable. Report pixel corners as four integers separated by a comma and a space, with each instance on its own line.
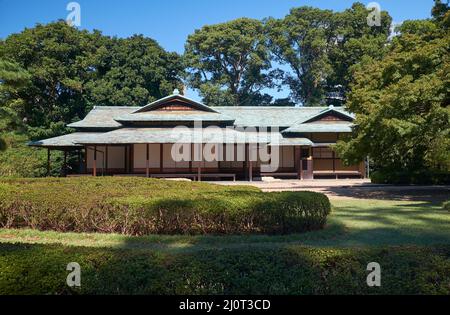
133, 89, 218, 114
302, 108, 354, 124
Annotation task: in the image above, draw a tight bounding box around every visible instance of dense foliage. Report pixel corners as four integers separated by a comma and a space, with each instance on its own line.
0, 1, 448, 182
0, 22, 183, 176
0, 178, 331, 235
0, 21, 183, 139
185, 18, 275, 106
266, 3, 392, 106
336, 2, 450, 183
1, 243, 449, 294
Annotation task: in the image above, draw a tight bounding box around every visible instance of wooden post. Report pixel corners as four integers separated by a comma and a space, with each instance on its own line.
189, 143, 193, 173
197, 166, 201, 182
249, 160, 253, 182
299, 147, 303, 180
159, 144, 163, 173
146, 144, 150, 178
124, 146, 127, 173
47, 148, 51, 177
77, 149, 81, 174
105, 145, 109, 175
129, 144, 134, 174
63, 150, 67, 177
93, 146, 97, 177
244, 144, 249, 180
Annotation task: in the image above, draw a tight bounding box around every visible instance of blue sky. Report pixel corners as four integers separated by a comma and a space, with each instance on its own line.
0, 0, 437, 101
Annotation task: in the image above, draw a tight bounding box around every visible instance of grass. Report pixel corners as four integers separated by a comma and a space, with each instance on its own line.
1, 198, 449, 252
0, 179, 449, 295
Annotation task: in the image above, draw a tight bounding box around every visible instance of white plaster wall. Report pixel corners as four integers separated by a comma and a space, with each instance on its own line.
133, 144, 161, 168
87, 146, 125, 169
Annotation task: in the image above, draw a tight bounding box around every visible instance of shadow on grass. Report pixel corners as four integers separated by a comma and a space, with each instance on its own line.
323, 186, 450, 204
1, 242, 449, 295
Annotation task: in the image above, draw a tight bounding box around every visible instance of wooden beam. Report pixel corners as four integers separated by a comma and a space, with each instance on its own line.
93, 146, 97, 177
146, 144, 150, 178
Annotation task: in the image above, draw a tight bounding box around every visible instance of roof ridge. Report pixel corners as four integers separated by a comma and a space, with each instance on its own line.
93, 106, 140, 109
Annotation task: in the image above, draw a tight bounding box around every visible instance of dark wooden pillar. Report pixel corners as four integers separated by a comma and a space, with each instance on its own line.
189, 143, 193, 173
332, 150, 337, 179
129, 144, 134, 174
63, 150, 67, 177
249, 160, 253, 182
83, 147, 87, 174
105, 145, 109, 175
159, 144, 163, 173
146, 144, 150, 178
244, 144, 249, 180
197, 165, 201, 182
299, 147, 303, 180
47, 148, 51, 177
93, 146, 97, 177
77, 149, 81, 174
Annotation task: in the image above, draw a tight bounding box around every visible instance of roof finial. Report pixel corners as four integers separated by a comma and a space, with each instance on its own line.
173, 88, 180, 95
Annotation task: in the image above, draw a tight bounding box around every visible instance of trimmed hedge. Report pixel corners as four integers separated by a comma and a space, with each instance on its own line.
0, 243, 449, 295
0, 178, 331, 235
371, 169, 450, 185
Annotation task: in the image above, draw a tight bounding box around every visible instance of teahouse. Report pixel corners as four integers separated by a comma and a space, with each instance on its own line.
29, 90, 365, 181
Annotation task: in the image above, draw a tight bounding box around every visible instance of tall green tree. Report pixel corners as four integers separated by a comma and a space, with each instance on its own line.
266, 7, 335, 106
184, 18, 274, 106
327, 3, 392, 103
267, 3, 391, 106
0, 22, 93, 139
85, 34, 184, 108
335, 2, 450, 183
0, 21, 184, 139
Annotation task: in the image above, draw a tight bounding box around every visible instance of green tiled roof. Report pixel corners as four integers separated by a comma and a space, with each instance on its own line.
33, 93, 356, 148
283, 123, 354, 133
73, 128, 306, 145
133, 93, 218, 114
67, 107, 137, 129
271, 137, 314, 146
75, 128, 248, 144
215, 106, 329, 127
115, 111, 234, 123
28, 132, 103, 148
68, 105, 354, 130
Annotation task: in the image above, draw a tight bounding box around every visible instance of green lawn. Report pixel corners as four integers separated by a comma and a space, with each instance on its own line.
1, 189, 449, 295
1, 198, 448, 252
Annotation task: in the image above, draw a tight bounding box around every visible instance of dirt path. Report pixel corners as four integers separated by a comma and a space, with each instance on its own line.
213, 180, 450, 202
